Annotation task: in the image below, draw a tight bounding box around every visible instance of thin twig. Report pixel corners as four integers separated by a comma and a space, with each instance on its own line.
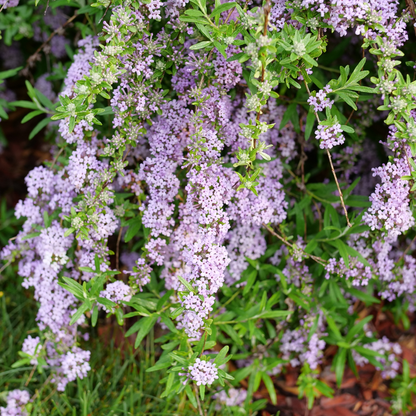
405, 0, 416, 35
22, 13, 78, 74
116, 226, 123, 271
198, 330, 208, 358
99, 0, 113, 24
253, 0, 271, 149
398, 234, 416, 263
212, 288, 242, 318
30, 375, 53, 402
0, 0, 9, 12
25, 364, 38, 387
193, 384, 206, 416
0, 259, 11, 277
262, 223, 327, 266
303, 80, 352, 227
312, 199, 323, 232
326, 148, 352, 227
50, 146, 65, 170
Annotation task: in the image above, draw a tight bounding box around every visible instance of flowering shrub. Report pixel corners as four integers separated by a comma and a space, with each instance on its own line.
1, 0, 416, 413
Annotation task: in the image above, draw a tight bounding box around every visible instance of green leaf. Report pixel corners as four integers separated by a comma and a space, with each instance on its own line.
259, 310, 292, 319
275, 268, 287, 292
214, 346, 229, 366
302, 53, 318, 67
177, 276, 195, 293
344, 195, 371, 208
135, 315, 158, 348
345, 287, 380, 305
280, 103, 297, 130
348, 85, 375, 93
64, 227, 75, 237
346, 315, 373, 342
243, 270, 257, 296
262, 373, 277, 405
97, 297, 117, 310
337, 91, 357, 110
11, 359, 31, 368
35, 89, 55, 110
171, 306, 185, 319
305, 110, 315, 140
403, 359, 410, 382
184, 8, 204, 16
125, 318, 145, 337
328, 239, 350, 268
210, 1, 236, 17
59, 276, 84, 299
10, 100, 38, 110
79, 266, 94, 273
91, 305, 98, 327
147, 357, 172, 372
69, 116, 76, 133
21, 232, 41, 241
70, 303, 90, 326
349, 58, 367, 83
21, 110, 44, 123
326, 315, 342, 341
179, 15, 208, 24
341, 124, 354, 134
310, 76, 324, 89
0, 67, 22, 80
124, 217, 142, 242
226, 52, 249, 62
199, 384, 205, 401
189, 41, 212, 50
353, 345, 384, 359
163, 372, 175, 397
160, 313, 178, 333
334, 347, 347, 387
185, 385, 198, 408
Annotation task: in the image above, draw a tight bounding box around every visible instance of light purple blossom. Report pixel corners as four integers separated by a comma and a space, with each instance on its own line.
315, 123, 345, 150
187, 358, 219, 386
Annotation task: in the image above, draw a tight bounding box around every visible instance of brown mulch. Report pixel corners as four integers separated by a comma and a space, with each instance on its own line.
258, 311, 416, 416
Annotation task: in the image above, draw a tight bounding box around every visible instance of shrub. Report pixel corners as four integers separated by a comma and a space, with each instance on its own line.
1, 0, 416, 414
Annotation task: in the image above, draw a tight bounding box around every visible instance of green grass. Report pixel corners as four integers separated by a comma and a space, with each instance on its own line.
0, 268, 203, 415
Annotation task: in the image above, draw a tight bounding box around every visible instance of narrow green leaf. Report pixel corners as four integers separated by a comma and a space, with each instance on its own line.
214, 346, 229, 366
189, 41, 212, 50
21, 110, 43, 124
199, 384, 205, 401
185, 385, 198, 408
91, 306, 98, 327
177, 276, 195, 293
334, 348, 347, 387
243, 270, 257, 296
210, 1, 236, 17
134, 315, 158, 348
262, 373, 277, 405
69, 303, 90, 326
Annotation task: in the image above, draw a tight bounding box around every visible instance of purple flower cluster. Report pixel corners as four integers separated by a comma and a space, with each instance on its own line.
307, 85, 334, 112
353, 335, 401, 379
315, 123, 345, 150
21, 336, 41, 365
325, 257, 372, 286
279, 313, 327, 371
187, 358, 219, 386
280, 327, 326, 370
363, 158, 414, 238
213, 388, 247, 408
100, 281, 133, 312
59, 348, 91, 387
0, 390, 30, 416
